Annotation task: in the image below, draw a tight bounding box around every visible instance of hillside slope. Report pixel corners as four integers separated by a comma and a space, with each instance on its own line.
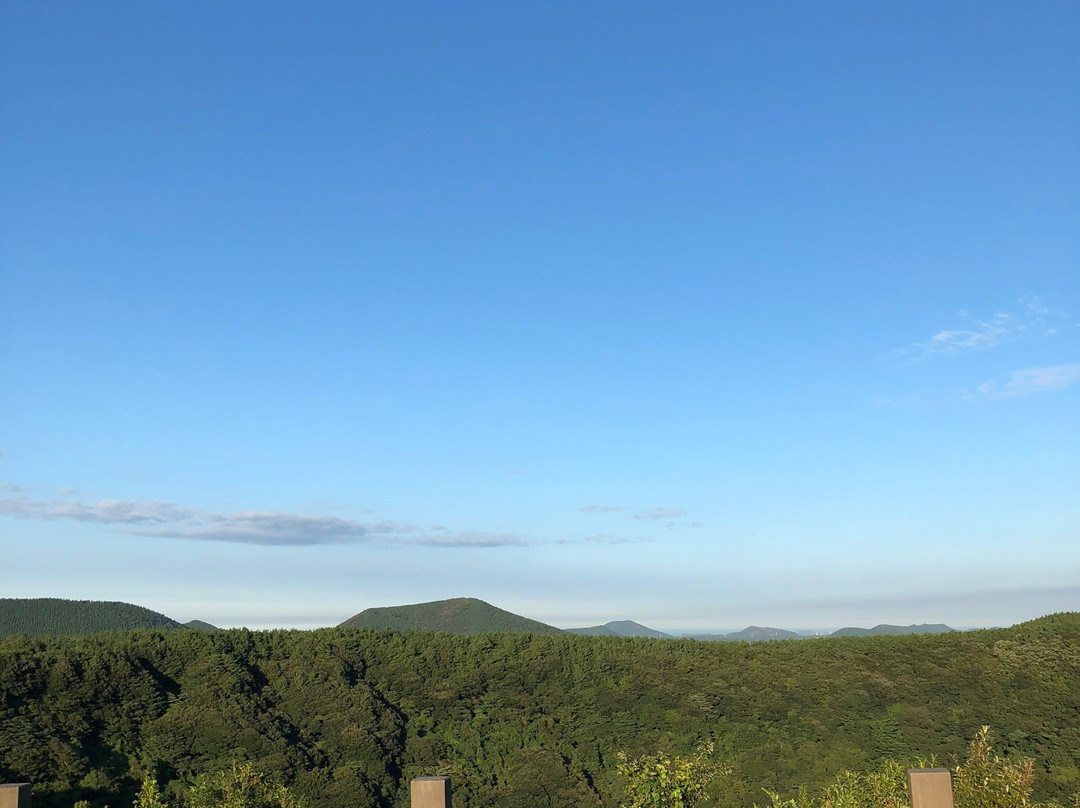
338, 597, 564, 635
0, 598, 183, 637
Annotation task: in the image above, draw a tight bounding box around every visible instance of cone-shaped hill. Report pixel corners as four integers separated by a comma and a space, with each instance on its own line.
338, 597, 564, 635
183, 619, 219, 632
567, 620, 671, 638
0, 598, 184, 637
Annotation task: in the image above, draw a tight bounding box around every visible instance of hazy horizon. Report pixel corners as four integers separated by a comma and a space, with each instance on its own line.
2, 591, 1063, 635
2, 2, 1077, 627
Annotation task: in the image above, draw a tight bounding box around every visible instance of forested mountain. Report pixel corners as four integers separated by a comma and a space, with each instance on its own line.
831, 623, 954, 637
725, 625, 801, 640
568, 620, 671, 638
0, 613, 1076, 808
338, 597, 564, 635
0, 598, 183, 637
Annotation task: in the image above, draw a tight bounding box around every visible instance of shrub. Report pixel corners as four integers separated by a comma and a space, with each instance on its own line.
129, 765, 302, 808
617, 742, 727, 808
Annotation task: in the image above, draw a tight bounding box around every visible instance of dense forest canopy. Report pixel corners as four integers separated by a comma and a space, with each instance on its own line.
0, 613, 1076, 808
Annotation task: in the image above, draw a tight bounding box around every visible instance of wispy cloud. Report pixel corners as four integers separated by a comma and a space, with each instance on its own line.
898, 297, 1066, 360
579, 504, 628, 513
129, 512, 409, 546
412, 531, 529, 548
974, 363, 1080, 399
921, 313, 1015, 354
0, 493, 528, 548
555, 533, 650, 545
0, 483, 34, 494
633, 507, 686, 521
0, 495, 199, 524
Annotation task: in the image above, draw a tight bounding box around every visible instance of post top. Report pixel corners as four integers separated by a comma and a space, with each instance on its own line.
908, 768, 951, 774
412, 777, 451, 782
0, 785, 30, 789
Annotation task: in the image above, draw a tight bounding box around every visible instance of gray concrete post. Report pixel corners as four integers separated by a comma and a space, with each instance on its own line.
0, 784, 30, 808
908, 768, 954, 808
411, 776, 451, 808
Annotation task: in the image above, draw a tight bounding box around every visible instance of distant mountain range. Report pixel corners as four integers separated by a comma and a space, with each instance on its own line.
339, 597, 564, 635
1, 596, 956, 641
683, 626, 804, 642
830, 623, 953, 637
0, 599, 218, 638
682, 624, 954, 641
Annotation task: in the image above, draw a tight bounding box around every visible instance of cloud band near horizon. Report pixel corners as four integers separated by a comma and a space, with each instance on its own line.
0, 492, 655, 548
0, 493, 528, 548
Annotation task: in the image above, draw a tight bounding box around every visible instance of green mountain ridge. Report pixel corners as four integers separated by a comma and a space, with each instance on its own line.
0, 598, 183, 637
338, 597, 564, 635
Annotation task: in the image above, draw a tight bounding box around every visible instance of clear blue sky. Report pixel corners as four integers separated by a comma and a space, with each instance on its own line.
2, 1, 1077, 630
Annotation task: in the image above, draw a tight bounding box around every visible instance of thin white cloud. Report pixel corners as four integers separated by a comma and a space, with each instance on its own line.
899, 297, 1065, 360
975, 363, 1080, 399
412, 531, 529, 548
0, 483, 33, 494
579, 504, 628, 513
555, 533, 650, 545
634, 507, 687, 521
925, 312, 1015, 353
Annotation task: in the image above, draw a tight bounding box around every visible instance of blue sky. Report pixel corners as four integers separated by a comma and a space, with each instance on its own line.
2, 1, 1077, 630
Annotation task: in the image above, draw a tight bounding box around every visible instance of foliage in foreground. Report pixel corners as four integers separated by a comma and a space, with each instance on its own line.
134, 764, 303, 808
758, 728, 1080, 808
73, 727, 1080, 808
617, 742, 726, 808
